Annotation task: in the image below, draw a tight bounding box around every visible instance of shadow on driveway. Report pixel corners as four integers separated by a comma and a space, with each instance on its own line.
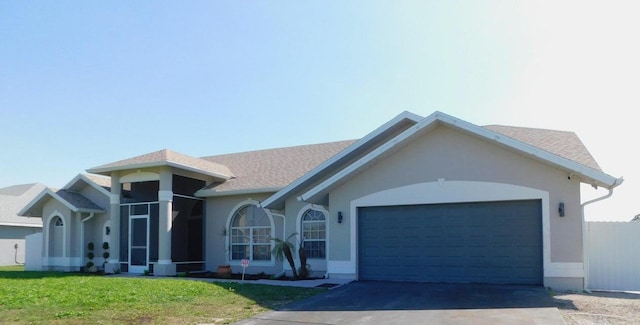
237, 281, 566, 324
282, 281, 557, 311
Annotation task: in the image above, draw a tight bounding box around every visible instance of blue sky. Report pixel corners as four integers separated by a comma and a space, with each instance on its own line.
1, 1, 639, 221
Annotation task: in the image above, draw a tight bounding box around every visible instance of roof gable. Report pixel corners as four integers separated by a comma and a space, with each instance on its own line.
63, 173, 112, 196
259, 111, 423, 209
19, 188, 105, 218
298, 111, 622, 204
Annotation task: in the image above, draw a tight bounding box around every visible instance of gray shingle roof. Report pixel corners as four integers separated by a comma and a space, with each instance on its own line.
483, 125, 602, 172
200, 140, 357, 193
0, 183, 46, 226
55, 190, 105, 211
87, 149, 234, 179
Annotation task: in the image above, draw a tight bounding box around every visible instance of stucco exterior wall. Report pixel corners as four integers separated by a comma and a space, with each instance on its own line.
0, 226, 40, 266
205, 193, 283, 275
327, 125, 582, 265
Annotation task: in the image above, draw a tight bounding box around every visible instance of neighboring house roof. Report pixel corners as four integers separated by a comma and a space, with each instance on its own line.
0, 183, 47, 227
19, 187, 105, 218
87, 149, 234, 180
299, 111, 622, 204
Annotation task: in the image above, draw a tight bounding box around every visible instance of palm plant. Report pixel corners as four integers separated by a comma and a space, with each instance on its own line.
270, 233, 298, 279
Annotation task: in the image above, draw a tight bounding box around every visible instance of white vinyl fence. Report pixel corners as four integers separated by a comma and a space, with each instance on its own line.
24, 233, 42, 271
587, 222, 640, 291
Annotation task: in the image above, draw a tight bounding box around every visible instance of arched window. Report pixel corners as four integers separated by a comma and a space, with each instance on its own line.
230, 205, 271, 261
54, 217, 64, 227
301, 209, 326, 259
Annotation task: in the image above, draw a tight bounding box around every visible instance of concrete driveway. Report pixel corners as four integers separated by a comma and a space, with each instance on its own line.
235, 281, 565, 325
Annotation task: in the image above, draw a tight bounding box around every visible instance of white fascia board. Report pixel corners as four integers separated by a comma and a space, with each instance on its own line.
195, 187, 282, 198
18, 188, 79, 216
88, 162, 233, 180
166, 162, 233, 180
300, 111, 620, 202
261, 111, 423, 209
63, 174, 112, 197
0, 222, 43, 228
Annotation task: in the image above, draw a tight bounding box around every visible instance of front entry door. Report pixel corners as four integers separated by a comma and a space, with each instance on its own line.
129, 215, 149, 273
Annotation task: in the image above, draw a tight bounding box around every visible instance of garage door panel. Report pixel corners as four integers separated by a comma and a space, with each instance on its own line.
358, 200, 542, 284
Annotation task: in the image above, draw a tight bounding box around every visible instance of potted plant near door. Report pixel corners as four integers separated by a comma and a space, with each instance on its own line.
217, 265, 232, 278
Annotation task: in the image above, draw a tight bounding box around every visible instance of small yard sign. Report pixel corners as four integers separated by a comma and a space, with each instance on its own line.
241, 259, 249, 280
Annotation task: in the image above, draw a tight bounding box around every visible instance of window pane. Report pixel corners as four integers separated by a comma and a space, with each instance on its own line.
253, 245, 271, 260
304, 241, 325, 259
252, 228, 271, 243
231, 245, 249, 260
231, 228, 249, 244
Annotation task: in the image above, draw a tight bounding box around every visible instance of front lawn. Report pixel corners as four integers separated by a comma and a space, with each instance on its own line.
0, 266, 325, 324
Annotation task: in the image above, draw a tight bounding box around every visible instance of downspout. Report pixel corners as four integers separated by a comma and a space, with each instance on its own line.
581, 177, 624, 293
265, 208, 287, 278
81, 213, 95, 269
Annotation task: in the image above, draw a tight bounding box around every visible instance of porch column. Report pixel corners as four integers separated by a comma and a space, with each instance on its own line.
155, 169, 176, 276
104, 172, 121, 274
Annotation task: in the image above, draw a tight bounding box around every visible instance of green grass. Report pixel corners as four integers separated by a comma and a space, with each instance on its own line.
0, 267, 325, 325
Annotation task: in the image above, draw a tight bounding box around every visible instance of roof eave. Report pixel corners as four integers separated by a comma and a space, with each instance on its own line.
195, 187, 282, 198
87, 161, 233, 180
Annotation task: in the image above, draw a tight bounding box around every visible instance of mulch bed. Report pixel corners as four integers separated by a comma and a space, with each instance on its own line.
186, 271, 322, 281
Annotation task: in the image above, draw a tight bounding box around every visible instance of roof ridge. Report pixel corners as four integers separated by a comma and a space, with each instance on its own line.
201, 139, 358, 159
483, 124, 575, 134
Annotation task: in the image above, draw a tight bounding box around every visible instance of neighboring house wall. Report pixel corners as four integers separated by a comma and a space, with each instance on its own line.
0, 226, 40, 266
326, 125, 582, 285
587, 222, 640, 291
205, 193, 283, 274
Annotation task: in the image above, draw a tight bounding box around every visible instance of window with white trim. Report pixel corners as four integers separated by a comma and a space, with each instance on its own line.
301, 209, 326, 259
230, 205, 272, 261
54, 217, 64, 227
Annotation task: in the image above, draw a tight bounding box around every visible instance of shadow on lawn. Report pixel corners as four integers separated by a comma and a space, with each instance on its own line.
0, 270, 101, 279
206, 281, 328, 310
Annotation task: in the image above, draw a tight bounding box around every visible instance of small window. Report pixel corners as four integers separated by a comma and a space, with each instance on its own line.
301, 209, 326, 259
230, 205, 272, 261
54, 217, 64, 227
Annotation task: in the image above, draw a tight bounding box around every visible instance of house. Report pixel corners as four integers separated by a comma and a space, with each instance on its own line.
19, 111, 622, 291
0, 183, 46, 266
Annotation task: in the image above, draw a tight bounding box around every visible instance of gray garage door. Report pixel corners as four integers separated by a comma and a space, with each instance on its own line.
358, 200, 542, 284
